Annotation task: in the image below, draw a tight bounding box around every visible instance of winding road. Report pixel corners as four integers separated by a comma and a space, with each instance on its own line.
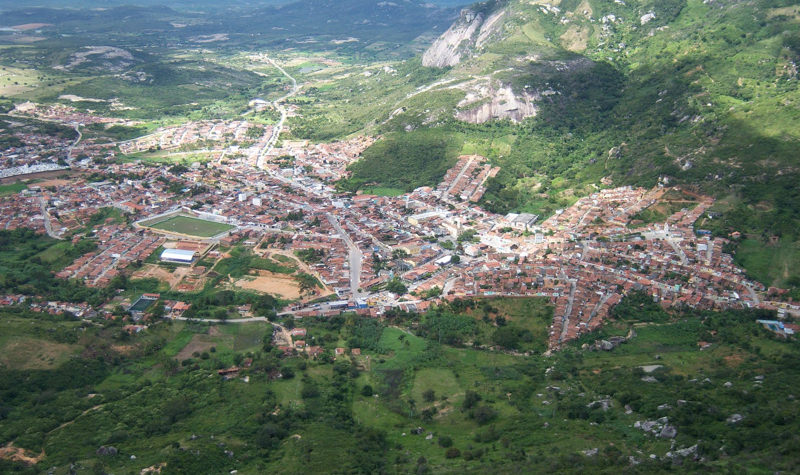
257, 57, 299, 169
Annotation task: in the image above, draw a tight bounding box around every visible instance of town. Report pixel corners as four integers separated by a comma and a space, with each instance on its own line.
2, 99, 797, 352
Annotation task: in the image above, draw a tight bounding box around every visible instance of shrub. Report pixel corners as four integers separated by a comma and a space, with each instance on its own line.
445, 448, 461, 459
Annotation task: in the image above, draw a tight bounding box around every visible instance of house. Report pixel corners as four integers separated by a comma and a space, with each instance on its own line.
505, 213, 539, 231
351, 348, 361, 356
290, 328, 307, 337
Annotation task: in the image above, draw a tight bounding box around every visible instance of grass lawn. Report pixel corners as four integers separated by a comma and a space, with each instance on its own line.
143, 215, 235, 238
410, 368, 463, 406
0, 182, 28, 196
376, 327, 427, 369
361, 186, 406, 197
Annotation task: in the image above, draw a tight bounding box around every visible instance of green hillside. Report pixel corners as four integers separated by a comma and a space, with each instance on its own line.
337, 0, 800, 289
2, 298, 799, 473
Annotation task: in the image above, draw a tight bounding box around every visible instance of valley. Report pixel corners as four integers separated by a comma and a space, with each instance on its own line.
0, 0, 799, 473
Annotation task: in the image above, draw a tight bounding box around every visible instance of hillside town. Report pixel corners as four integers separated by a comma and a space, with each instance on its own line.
1, 101, 796, 351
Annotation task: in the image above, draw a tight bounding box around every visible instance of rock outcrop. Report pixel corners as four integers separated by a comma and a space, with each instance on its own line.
422, 4, 506, 68
456, 84, 538, 123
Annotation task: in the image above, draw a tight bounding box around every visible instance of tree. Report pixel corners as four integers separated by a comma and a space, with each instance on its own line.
445, 448, 461, 459
214, 309, 228, 322
472, 405, 497, 425
463, 390, 481, 410
422, 389, 436, 402
262, 331, 273, 353
140, 298, 160, 318
386, 277, 407, 295
361, 385, 374, 397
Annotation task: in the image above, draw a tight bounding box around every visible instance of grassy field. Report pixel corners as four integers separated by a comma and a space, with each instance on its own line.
734, 237, 800, 288
360, 186, 406, 197
142, 215, 234, 238
0, 182, 28, 196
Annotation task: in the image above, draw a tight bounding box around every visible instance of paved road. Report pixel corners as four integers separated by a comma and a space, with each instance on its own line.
586, 292, 612, 326
66, 123, 82, 161
257, 57, 299, 168
445, 156, 475, 195
326, 213, 363, 298
666, 238, 689, 265
558, 277, 577, 344
38, 196, 63, 240
173, 316, 270, 323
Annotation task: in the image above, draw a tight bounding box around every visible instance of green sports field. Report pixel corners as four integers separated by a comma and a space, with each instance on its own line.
144, 215, 234, 237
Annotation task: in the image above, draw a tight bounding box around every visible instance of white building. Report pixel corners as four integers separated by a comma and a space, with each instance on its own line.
160, 248, 195, 264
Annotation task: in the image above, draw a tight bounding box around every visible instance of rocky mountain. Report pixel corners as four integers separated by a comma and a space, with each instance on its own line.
422, 2, 507, 68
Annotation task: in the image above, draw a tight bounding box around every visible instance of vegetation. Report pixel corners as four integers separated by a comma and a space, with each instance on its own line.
0, 292, 798, 473
338, 130, 460, 193
0, 229, 108, 305
141, 215, 235, 238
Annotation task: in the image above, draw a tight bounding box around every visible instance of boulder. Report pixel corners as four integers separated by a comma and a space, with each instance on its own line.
659, 425, 678, 439
96, 446, 118, 456
727, 414, 743, 424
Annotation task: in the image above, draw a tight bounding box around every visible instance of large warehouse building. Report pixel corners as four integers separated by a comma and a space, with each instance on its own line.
160, 248, 196, 264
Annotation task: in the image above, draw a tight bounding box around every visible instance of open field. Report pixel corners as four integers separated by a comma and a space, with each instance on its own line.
141, 215, 234, 238
0, 337, 78, 370
735, 237, 800, 288
0, 65, 42, 95
360, 186, 405, 197
0, 169, 82, 185
131, 263, 192, 289
234, 270, 303, 300
0, 182, 27, 196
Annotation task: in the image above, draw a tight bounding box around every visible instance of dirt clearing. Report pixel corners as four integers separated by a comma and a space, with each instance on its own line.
0, 443, 44, 465
234, 270, 303, 299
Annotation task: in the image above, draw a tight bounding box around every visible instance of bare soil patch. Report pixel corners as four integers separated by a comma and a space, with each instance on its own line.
11, 23, 53, 30
234, 270, 303, 299
132, 263, 189, 289
34, 178, 72, 188
0, 169, 83, 185
0, 443, 44, 466
724, 353, 744, 367
111, 344, 136, 355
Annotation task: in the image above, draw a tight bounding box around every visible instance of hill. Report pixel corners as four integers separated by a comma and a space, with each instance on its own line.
339, 0, 800, 290
2, 298, 799, 473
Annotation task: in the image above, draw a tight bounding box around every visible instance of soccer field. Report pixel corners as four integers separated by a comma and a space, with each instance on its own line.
145, 215, 234, 238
